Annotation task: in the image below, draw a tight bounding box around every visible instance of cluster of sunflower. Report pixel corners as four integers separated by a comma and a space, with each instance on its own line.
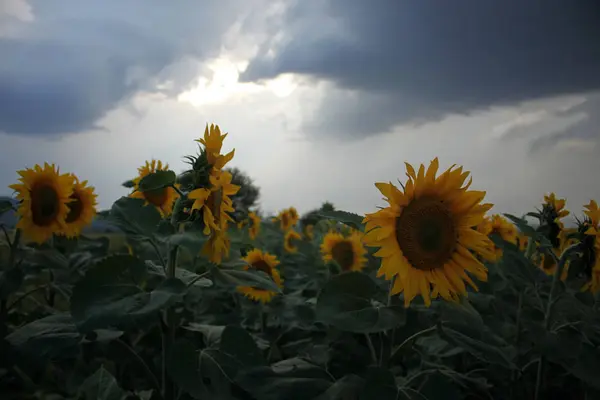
273, 207, 303, 253
9, 163, 97, 244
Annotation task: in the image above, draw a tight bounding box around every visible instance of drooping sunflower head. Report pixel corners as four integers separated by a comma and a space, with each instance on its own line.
566, 214, 600, 292
538, 193, 569, 248
237, 249, 283, 303
9, 163, 74, 244
478, 214, 518, 262
321, 230, 367, 272
275, 209, 293, 231
194, 124, 235, 170
130, 159, 180, 217
284, 230, 302, 253
201, 229, 232, 264
59, 175, 98, 238
363, 158, 495, 307
517, 232, 529, 252
287, 207, 299, 225
303, 224, 315, 240
584, 200, 600, 228
248, 211, 261, 240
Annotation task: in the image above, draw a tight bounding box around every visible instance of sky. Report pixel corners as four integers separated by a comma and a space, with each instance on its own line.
1, 0, 599, 220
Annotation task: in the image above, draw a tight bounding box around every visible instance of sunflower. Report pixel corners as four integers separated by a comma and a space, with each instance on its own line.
237, 249, 283, 303
192, 171, 240, 263
363, 158, 495, 307
130, 160, 180, 217
274, 209, 293, 231
584, 200, 600, 228
303, 224, 315, 240
248, 211, 261, 240
284, 230, 302, 253
59, 175, 98, 238
9, 163, 74, 244
194, 124, 235, 171
477, 214, 518, 262
543, 193, 570, 220
321, 230, 367, 272
517, 232, 529, 252
287, 207, 299, 226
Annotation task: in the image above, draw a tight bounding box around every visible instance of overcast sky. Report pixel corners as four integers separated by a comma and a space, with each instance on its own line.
1, 0, 599, 220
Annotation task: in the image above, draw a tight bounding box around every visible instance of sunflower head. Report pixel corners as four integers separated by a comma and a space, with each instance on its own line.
321, 230, 367, 273
59, 175, 98, 238
194, 124, 235, 170
130, 159, 180, 217
363, 158, 495, 307
287, 207, 299, 225
303, 224, 315, 240
583, 200, 600, 228
284, 230, 302, 253
237, 249, 283, 303
517, 232, 529, 252
9, 163, 74, 244
275, 209, 293, 231
248, 211, 261, 240
565, 217, 600, 290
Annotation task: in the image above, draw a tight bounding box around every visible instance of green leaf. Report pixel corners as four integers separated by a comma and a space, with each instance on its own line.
315, 272, 406, 333
5, 313, 81, 360
419, 372, 463, 400
236, 358, 334, 400
0, 266, 24, 300
504, 213, 552, 248
109, 197, 162, 237
78, 366, 127, 400
359, 367, 397, 400
313, 374, 364, 400
71, 256, 187, 332
146, 260, 212, 288
210, 265, 283, 293
183, 323, 226, 347
166, 339, 204, 399
440, 326, 516, 370
317, 210, 365, 231
220, 325, 266, 367
0, 199, 14, 215
569, 343, 600, 389
121, 180, 136, 189
137, 170, 177, 192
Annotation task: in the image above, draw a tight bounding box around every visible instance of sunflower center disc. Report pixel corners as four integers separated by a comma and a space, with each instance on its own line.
331, 241, 355, 271
144, 188, 169, 208
395, 197, 457, 271
252, 260, 272, 276
66, 194, 84, 223
31, 184, 60, 226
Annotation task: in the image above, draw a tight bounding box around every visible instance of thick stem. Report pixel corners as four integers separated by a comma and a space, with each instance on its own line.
534, 244, 580, 400
379, 276, 396, 368
161, 244, 179, 400
510, 292, 524, 397
364, 334, 378, 366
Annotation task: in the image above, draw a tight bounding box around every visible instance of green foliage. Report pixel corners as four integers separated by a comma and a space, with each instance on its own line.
137, 170, 177, 192
2, 181, 599, 400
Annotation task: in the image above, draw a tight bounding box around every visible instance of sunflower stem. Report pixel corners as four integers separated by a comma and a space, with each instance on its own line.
1, 229, 21, 338
364, 333, 378, 366
171, 184, 185, 198
510, 291, 524, 398
390, 326, 437, 361
534, 243, 581, 400
381, 276, 396, 368
161, 243, 179, 400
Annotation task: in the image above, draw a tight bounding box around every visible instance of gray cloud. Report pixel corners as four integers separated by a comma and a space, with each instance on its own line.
0, 0, 261, 136
241, 0, 600, 138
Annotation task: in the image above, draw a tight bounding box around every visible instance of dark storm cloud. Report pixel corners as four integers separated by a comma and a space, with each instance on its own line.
241, 0, 600, 138
0, 0, 257, 136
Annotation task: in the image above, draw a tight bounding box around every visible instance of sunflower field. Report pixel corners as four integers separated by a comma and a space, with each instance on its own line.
1, 124, 599, 400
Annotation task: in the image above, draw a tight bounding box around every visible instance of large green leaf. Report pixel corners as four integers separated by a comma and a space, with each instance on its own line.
359, 367, 397, 400
0, 266, 24, 300
315, 272, 406, 333
504, 213, 552, 248
137, 170, 177, 192
313, 374, 364, 400
236, 358, 334, 400
440, 326, 516, 370
317, 210, 365, 231
71, 256, 187, 331
5, 313, 81, 360
183, 323, 226, 347
108, 197, 162, 237
146, 260, 212, 288
220, 325, 266, 367
210, 265, 283, 293
78, 366, 127, 400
